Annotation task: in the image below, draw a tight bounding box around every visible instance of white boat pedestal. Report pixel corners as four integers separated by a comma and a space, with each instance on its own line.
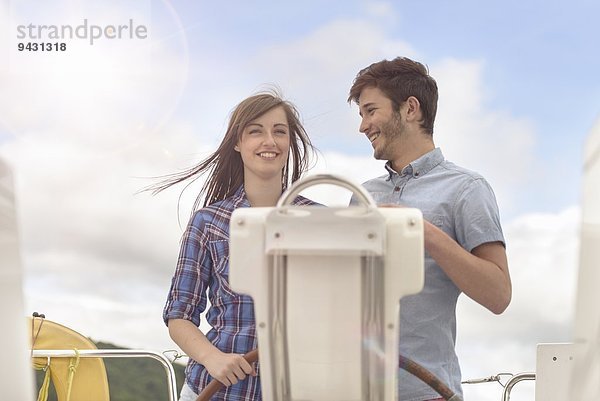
229, 174, 424, 401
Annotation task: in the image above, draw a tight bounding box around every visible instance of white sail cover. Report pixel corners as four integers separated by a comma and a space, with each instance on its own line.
0, 157, 35, 400
570, 116, 600, 399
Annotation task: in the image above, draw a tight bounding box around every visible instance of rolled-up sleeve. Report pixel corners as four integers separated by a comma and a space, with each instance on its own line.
163, 211, 212, 327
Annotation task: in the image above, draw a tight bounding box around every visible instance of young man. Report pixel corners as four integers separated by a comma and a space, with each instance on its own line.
348, 57, 511, 401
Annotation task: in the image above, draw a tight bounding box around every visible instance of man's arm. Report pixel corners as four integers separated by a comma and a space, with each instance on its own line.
424, 220, 511, 314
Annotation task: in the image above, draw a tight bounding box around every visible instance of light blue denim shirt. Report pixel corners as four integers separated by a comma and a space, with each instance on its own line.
352, 148, 505, 401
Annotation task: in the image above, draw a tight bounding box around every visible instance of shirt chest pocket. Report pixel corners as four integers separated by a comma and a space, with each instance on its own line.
210, 240, 230, 276
209, 239, 242, 298
421, 211, 445, 229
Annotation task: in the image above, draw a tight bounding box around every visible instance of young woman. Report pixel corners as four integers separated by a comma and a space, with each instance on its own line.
154, 92, 316, 400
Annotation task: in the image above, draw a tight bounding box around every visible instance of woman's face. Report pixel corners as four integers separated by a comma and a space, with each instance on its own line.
235, 106, 291, 184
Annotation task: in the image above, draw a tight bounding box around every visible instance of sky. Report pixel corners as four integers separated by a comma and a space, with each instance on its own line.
1, 1, 599, 400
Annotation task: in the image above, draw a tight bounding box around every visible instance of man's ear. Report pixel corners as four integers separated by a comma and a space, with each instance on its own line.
404, 96, 421, 121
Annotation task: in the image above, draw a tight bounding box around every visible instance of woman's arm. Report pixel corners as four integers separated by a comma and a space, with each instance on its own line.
167, 318, 255, 386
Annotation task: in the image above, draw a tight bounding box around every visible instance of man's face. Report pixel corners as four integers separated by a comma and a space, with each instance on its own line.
358, 86, 405, 161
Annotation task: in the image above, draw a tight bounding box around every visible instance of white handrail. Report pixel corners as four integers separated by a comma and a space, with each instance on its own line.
277, 173, 376, 208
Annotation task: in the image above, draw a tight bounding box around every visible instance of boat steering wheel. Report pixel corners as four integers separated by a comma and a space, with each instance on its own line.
194, 348, 463, 401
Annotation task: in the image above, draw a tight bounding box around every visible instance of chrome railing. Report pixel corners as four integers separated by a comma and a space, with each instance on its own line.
501, 372, 536, 401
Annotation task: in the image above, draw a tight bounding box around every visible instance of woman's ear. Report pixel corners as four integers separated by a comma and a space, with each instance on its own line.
234, 144, 240, 152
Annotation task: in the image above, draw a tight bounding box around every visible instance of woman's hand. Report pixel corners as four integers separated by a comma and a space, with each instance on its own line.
203, 349, 256, 386
167, 319, 257, 386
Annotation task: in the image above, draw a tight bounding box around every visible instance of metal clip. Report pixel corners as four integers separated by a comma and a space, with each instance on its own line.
42, 356, 51, 372
162, 349, 187, 363
462, 372, 514, 387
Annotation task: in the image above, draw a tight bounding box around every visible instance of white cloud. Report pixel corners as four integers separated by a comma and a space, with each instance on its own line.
1, 0, 188, 153
364, 1, 397, 20
432, 58, 538, 217
5, 128, 208, 351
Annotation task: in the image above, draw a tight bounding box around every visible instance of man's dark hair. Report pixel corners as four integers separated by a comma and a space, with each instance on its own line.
348, 57, 438, 135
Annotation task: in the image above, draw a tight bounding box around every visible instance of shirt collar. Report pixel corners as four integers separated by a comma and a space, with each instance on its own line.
385, 147, 444, 179
232, 185, 251, 208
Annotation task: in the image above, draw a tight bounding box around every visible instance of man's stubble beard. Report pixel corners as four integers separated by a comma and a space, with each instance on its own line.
374, 111, 405, 161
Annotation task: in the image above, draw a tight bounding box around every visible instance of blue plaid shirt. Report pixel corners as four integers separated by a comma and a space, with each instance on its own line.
163, 185, 315, 400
